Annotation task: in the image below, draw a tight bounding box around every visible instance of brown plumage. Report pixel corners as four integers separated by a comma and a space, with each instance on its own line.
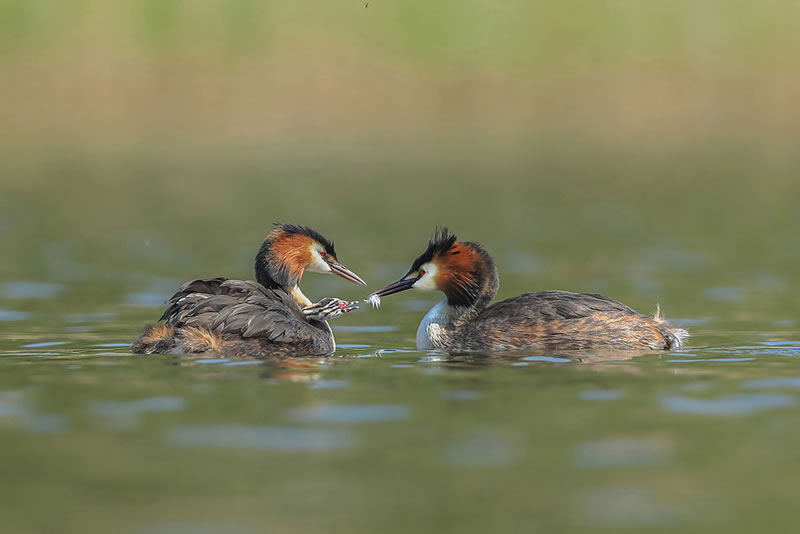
131, 224, 366, 358
373, 228, 688, 353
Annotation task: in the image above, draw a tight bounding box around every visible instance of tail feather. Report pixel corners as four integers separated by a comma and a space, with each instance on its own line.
131, 324, 177, 354
180, 327, 223, 353
653, 304, 689, 350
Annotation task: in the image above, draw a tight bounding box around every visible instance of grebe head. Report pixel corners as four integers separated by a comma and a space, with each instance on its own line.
374, 227, 499, 308
255, 224, 366, 289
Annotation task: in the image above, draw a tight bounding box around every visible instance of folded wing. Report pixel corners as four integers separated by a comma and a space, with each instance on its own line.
161, 278, 327, 344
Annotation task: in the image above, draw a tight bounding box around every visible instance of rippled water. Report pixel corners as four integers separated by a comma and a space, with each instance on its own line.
2, 303, 800, 532
2, 150, 800, 532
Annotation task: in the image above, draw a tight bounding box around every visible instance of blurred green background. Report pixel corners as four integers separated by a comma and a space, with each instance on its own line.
2, 0, 799, 319
2, 2, 800, 533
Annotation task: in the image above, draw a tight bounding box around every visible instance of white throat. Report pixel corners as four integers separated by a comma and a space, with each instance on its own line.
416, 299, 457, 350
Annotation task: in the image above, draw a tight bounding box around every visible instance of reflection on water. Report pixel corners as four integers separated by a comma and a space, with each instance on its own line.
579, 389, 625, 401
0, 390, 68, 433
1, 282, 64, 299
704, 286, 745, 302
89, 397, 186, 429
67, 313, 118, 323
195, 358, 230, 365
522, 356, 571, 363
712, 343, 800, 357
0, 309, 32, 321
667, 357, 755, 363
574, 438, 673, 468
659, 393, 795, 416
445, 431, 518, 467
308, 380, 350, 389
743, 377, 800, 389
288, 404, 411, 424
22, 413, 69, 433
574, 486, 679, 527
132, 521, 256, 534
125, 292, 170, 308
166, 425, 355, 451
441, 390, 484, 401
22, 341, 69, 348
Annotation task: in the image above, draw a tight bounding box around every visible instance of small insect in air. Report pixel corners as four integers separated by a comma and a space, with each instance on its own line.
365, 2, 368, 7
364, 293, 381, 309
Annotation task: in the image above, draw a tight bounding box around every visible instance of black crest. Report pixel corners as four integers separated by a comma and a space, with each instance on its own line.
409, 227, 457, 273
275, 223, 336, 256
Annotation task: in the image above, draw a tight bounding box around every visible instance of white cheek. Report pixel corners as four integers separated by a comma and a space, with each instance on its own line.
413, 263, 438, 291
307, 250, 332, 273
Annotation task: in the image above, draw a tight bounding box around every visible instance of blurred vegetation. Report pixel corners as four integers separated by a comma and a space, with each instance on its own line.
1, 0, 798, 320
1, 0, 799, 150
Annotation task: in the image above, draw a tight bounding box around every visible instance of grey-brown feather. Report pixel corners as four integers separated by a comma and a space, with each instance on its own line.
479, 291, 637, 320
445, 291, 685, 352
135, 278, 336, 356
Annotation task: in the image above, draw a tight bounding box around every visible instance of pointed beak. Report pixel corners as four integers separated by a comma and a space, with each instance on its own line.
374, 276, 416, 297
328, 262, 367, 285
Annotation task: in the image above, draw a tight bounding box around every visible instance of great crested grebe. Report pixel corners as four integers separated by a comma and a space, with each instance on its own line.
370, 228, 688, 352
132, 224, 366, 357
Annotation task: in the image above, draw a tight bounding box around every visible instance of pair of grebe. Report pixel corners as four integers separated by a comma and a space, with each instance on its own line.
133, 224, 687, 357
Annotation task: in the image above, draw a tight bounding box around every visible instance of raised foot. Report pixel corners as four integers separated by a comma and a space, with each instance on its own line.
303, 298, 359, 322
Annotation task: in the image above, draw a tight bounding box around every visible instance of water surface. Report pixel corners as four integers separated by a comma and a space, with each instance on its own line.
1, 151, 799, 533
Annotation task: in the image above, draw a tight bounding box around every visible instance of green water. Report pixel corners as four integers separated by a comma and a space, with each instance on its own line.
1, 145, 799, 533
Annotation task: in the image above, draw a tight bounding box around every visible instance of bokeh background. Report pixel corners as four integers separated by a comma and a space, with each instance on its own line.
2, 0, 799, 316
2, 2, 800, 533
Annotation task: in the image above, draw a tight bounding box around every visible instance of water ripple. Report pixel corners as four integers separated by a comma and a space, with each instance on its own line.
166, 425, 355, 451
446, 432, 518, 467
659, 393, 795, 416
125, 293, 168, 307
0, 309, 32, 321
442, 390, 484, 401
742, 377, 800, 389
223, 360, 263, 367
523, 356, 571, 363
288, 404, 410, 423
1, 282, 64, 299
704, 286, 744, 302
574, 487, 678, 526
22, 413, 69, 433
66, 313, 117, 323
711, 343, 800, 357
667, 358, 755, 363
89, 397, 186, 429
132, 521, 256, 534
574, 438, 671, 468
580, 389, 625, 401
309, 380, 350, 389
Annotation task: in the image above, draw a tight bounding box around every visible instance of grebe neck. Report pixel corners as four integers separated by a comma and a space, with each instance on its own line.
416, 299, 486, 350
288, 285, 312, 308
254, 240, 302, 289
